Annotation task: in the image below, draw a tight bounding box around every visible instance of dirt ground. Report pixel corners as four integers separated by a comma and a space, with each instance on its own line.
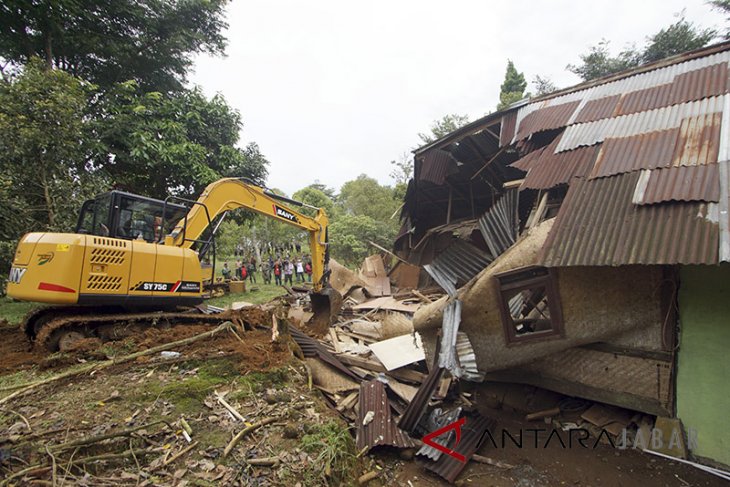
1, 319, 727, 486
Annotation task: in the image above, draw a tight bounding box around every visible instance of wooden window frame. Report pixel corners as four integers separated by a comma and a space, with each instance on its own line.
495, 266, 564, 346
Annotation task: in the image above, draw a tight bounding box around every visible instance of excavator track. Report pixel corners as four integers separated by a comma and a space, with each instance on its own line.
24, 306, 273, 353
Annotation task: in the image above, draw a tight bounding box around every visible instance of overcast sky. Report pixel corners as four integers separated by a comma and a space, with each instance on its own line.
191, 0, 723, 196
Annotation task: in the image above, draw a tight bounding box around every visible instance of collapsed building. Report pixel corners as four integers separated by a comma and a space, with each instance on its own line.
395, 41, 730, 468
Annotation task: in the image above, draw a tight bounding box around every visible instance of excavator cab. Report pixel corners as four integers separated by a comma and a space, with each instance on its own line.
76, 191, 188, 243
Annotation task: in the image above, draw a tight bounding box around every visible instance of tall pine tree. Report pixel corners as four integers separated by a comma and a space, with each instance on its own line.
497, 60, 527, 110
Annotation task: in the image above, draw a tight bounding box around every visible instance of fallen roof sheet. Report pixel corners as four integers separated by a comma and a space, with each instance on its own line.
425, 413, 496, 483
419, 149, 458, 185
290, 326, 361, 381
353, 296, 421, 313
398, 365, 445, 434
636, 164, 720, 205
427, 239, 492, 291
539, 172, 720, 266
356, 379, 417, 452
478, 189, 519, 256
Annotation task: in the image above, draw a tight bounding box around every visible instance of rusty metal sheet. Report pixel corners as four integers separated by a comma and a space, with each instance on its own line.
509, 146, 545, 171
556, 95, 727, 153
637, 165, 720, 205
668, 61, 729, 105
398, 366, 445, 434
573, 94, 621, 124
514, 100, 581, 141
356, 379, 417, 452
539, 172, 719, 266
420, 149, 458, 185
523, 142, 599, 190
615, 82, 674, 116
589, 128, 681, 179
673, 112, 722, 167
499, 111, 517, 147
425, 413, 496, 483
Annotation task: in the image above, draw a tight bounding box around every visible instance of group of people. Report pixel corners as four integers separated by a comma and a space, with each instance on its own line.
222, 254, 313, 287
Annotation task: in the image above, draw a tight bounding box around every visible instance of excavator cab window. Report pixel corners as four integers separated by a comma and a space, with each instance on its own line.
75, 191, 186, 242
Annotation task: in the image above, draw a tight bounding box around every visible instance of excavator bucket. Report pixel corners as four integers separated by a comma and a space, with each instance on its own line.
308, 286, 343, 335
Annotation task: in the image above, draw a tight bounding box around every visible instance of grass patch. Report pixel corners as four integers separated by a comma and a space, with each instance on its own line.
299, 421, 358, 486
229, 367, 289, 401
0, 297, 38, 325
137, 358, 241, 415
207, 279, 287, 308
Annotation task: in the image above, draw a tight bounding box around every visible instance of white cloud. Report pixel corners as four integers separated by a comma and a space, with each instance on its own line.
190, 0, 721, 195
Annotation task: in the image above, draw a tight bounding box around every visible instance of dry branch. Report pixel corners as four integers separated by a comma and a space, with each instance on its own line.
50, 421, 166, 452
223, 417, 276, 458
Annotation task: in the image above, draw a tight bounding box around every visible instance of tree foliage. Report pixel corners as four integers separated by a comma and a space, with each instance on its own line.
417, 114, 470, 144
90, 82, 268, 198
497, 60, 527, 110
532, 75, 558, 96
710, 0, 730, 39
568, 15, 717, 81
0, 0, 229, 92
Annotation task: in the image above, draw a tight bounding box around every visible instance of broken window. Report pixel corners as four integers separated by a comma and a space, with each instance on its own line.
495, 266, 564, 345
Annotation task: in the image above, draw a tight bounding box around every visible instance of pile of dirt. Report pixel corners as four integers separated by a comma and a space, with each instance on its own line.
0, 325, 43, 373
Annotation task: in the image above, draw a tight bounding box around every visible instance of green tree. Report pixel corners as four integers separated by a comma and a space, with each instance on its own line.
329, 214, 394, 267
292, 186, 337, 219
90, 82, 268, 199
338, 175, 401, 222
568, 15, 716, 81
497, 60, 527, 110
0, 59, 104, 231
389, 152, 413, 185
418, 114, 470, 144
0, 60, 106, 273
642, 16, 716, 63
0, 0, 229, 92
532, 75, 558, 96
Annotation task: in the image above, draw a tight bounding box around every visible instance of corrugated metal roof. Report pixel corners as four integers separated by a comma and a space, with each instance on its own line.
637, 165, 720, 205
589, 128, 680, 179
669, 61, 729, 105
588, 112, 721, 179
500, 111, 517, 147
523, 142, 599, 190
674, 112, 722, 166
510, 146, 545, 171
420, 149, 458, 185
427, 239, 492, 293
573, 94, 622, 124
514, 100, 581, 140
438, 299, 462, 376
416, 407, 462, 461
398, 366, 445, 434
356, 379, 417, 452
289, 326, 360, 380
615, 82, 674, 115
425, 413, 496, 483
539, 172, 719, 266
556, 95, 727, 152
478, 189, 519, 256
455, 332, 484, 381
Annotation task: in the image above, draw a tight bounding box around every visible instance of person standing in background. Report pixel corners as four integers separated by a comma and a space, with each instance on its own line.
273, 260, 282, 286
295, 258, 304, 282
284, 259, 294, 286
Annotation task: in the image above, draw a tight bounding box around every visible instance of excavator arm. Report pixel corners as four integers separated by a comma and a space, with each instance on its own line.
166, 178, 330, 291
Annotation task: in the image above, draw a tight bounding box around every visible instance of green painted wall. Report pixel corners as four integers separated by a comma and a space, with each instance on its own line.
677, 264, 730, 467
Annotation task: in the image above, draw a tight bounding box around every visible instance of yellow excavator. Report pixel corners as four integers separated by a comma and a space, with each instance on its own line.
6, 178, 334, 351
